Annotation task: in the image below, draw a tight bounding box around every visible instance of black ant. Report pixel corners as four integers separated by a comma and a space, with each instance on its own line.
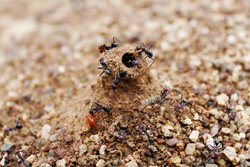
160, 88, 169, 104
135, 43, 154, 68
177, 99, 187, 109
139, 124, 154, 145
89, 102, 110, 117
207, 139, 222, 158
112, 68, 127, 89
4, 119, 23, 136
97, 57, 112, 76
15, 150, 30, 167
118, 125, 127, 140
226, 107, 236, 120
98, 37, 120, 53
3, 150, 29, 167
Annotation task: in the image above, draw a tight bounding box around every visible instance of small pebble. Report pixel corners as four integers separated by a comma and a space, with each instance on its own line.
41, 124, 51, 140
232, 133, 241, 141
185, 143, 196, 155
216, 94, 229, 105
125, 159, 138, 167
0, 143, 14, 152
189, 130, 199, 142
79, 144, 87, 156
56, 159, 66, 167
26, 155, 36, 164
168, 156, 181, 166
205, 164, 218, 167
49, 134, 58, 142
239, 132, 245, 139
222, 146, 236, 161
221, 127, 231, 134
96, 159, 105, 167
21, 127, 30, 136
194, 113, 199, 120
166, 138, 178, 146
99, 145, 107, 155
148, 145, 158, 152
162, 125, 174, 137
211, 124, 219, 137
184, 117, 192, 125
90, 134, 99, 142
49, 150, 56, 157
196, 143, 205, 151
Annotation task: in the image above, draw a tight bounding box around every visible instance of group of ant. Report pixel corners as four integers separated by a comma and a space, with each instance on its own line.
97, 37, 155, 89
86, 87, 188, 129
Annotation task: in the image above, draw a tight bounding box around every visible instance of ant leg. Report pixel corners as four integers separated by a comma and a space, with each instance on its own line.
147, 58, 155, 69
133, 66, 137, 76
113, 36, 120, 43
99, 70, 105, 76
120, 80, 125, 88
138, 52, 143, 59
147, 44, 153, 50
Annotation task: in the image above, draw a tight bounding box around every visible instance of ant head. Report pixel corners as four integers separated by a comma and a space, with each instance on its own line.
98, 45, 106, 53
227, 107, 233, 112
183, 99, 187, 103
163, 88, 168, 92
111, 42, 119, 47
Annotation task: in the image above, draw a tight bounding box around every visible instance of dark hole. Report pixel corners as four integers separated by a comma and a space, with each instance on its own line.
122, 53, 136, 68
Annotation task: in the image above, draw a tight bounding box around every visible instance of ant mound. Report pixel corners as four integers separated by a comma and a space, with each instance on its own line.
49, 46, 160, 134
27, 46, 195, 166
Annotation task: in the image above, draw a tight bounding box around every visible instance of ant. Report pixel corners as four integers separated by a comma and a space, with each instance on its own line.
3, 150, 29, 167
87, 103, 110, 129
98, 37, 120, 53
97, 57, 112, 76
207, 138, 222, 157
89, 102, 110, 117
139, 124, 154, 145
135, 43, 154, 68
118, 125, 127, 140
226, 107, 236, 120
4, 119, 23, 136
176, 97, 187, 111
160, 88, 169, 104
112, 68, 127, 89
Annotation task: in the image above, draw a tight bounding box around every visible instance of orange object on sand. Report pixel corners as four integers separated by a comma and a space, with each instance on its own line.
86, 115, 97, 128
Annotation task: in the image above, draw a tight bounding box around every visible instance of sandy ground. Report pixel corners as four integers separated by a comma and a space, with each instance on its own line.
0, 0, 249, 166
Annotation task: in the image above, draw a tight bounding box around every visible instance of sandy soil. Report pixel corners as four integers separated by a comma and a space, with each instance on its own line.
0, 0, 249, 167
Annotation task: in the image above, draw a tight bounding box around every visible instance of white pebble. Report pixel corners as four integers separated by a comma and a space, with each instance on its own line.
185, 143, 196, 155
194, 113, 199, 121
222, 146, 236, 161
189, 130, 199, 142
221, 128, 231, 134
230, 93, 238, 102
89, 134, 99, 142
42, 124, 51, 140
184, 117, 192, 125
56, 159, 66, 167
79, 144, 87, 156
216, 94, 229, 105
26, 155, 36, 164
99, 145, 107, 155
96, 159, 105, 167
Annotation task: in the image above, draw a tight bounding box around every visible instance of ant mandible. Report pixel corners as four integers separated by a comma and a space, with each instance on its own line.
97, 57, 112, 76
98, 37, 120, 53
135, 43, 154, 68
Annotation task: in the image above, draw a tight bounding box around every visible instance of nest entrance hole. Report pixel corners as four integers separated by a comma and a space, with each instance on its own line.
122, 53, 136, 68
